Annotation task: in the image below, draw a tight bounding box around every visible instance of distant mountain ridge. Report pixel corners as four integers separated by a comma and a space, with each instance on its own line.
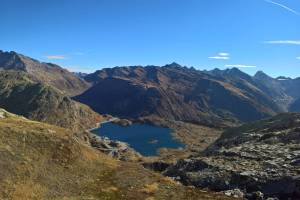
0, 50, 90, 96
75, 63, 287, 127
253, 71, 300, 111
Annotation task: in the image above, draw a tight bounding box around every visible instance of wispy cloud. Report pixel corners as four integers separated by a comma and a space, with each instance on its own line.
218, 52, 229, 57
209, 52, 230, 60
45, 55, 67, 60
297, 56, 300, 60
264, 0, 300, 15
209, 56, 230, 60
264, 40, 300, 45
225, 64, 257, 68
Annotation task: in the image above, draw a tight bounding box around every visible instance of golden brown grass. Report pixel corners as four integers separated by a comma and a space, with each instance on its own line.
140, 183, 159, 194
0, 110, 233, 200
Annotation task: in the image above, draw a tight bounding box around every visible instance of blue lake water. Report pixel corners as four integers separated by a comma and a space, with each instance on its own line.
92, 122, 185, 156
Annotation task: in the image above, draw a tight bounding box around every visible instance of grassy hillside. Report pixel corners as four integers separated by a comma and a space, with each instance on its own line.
0, 109, 230, 200
0, 71, 102, 131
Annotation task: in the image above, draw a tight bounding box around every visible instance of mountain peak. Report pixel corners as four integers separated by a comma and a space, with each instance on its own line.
254, 71, 273, 81
0, 50, 90, 96
0, 50, 26, 71
255, 70, 268, 76
164, 62, 182, 68
225, 67, 244, 75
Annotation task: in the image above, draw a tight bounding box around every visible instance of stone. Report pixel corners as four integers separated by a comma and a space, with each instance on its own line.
88, 133, 141, 161
224, 189, 244, 198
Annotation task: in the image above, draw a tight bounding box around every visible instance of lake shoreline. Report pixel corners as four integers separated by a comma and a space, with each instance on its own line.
92, 121, 185, 157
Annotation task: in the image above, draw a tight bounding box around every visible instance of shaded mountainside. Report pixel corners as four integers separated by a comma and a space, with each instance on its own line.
164, 113, 300, 199
290, 98, 300, 112
0, 50, 90, 96
253, 71, 292, 110
0, 71, 101, 131
0, 109, 231, 200
253, 71, 300, 112
75, 64, 281, 127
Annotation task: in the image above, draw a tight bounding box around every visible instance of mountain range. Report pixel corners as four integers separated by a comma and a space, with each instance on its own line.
1, 50, 300, 129
75, 63, 300, 127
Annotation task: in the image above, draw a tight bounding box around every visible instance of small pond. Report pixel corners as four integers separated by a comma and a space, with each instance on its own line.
92, 122, 185, 156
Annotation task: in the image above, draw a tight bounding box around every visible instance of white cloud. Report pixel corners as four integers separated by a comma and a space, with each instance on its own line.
218, 52, 229, 57
209, 56, 230, 60
209, 52, 230, 60
297, 56, 300, 60
264, 0, 300, 16
225, 64, 257, 68
264, 40, 300, 45
45, 55, 67, 60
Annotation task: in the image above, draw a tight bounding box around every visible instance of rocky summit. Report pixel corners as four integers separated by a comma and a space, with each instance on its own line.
164, 113, 300, 199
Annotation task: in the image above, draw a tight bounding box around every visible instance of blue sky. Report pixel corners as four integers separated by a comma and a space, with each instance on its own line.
0, 0, 299, 77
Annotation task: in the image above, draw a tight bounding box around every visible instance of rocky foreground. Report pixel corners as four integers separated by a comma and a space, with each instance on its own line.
163, 113, 300, 199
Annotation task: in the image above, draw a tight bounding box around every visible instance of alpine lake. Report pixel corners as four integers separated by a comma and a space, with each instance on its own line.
92, 122, 185, 156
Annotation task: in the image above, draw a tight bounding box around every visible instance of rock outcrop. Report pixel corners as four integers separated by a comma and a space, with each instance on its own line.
88, 133, 142, 161
164, 113, 300, 199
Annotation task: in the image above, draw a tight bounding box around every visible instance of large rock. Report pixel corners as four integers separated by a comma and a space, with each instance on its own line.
88, 133, 142, 161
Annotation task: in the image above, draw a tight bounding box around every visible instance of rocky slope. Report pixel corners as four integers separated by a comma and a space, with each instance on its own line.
0, 71, 101, 131
164, 113, 300, 199
0, 50, 90, 96
0, 108, 231, 200
75, 64, 281, 127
